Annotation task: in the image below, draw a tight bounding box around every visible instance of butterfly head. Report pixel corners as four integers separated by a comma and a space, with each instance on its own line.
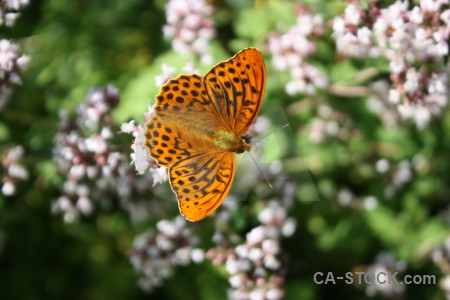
236, 138, 252, 153
233, 134, 252, 153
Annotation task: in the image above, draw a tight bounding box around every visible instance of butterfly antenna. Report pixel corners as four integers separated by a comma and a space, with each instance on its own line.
254, 123, 290, 142
248, 151, 273, 189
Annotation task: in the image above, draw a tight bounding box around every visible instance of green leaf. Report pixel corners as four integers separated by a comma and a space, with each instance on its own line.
330, 59, 359, 84
398, 219, 448, 262
363, 206, 405, 245
234, 8, 271, 41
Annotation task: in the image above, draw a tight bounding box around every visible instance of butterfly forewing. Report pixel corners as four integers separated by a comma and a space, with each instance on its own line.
204, 48, 266, 136
153, 73, 231, 132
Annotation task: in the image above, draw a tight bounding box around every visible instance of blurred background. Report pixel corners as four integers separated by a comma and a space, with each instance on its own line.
0, 0, 449, 299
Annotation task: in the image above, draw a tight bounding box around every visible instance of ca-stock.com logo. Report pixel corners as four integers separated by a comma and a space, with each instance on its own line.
313, 271, 437, 286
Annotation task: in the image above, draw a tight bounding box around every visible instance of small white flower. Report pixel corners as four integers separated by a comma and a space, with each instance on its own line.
8, 163, 28, 179
151, 166, 168, 186
325, 121, 339, 136
388, 89, 401, 104
409, 6, 423, 24
258, 206, 275, 224
238, 258, 252, 272
249, 289, 265, 300
393, 160, 412, 186
389, 59, 405, 74
345, 4, 361, 25
398, 104, 416, 119
100, 127, 113, 139
133, 126, 154, 175
414, 105, 431, 129
155, 64, 176, 86
363, 196, 378, 210
235, 244, 249, 258
281, 218, 296, 237
246, 226, 265, 244
337, 188, 353, 206
89, 90, 104, 105
376, 159, 390, 173
86, 166, 98, 179
1, 181, 15, 196
157, 219, 179, 237
357, 27, 372, 45
229, 274, 244, 288
420, 0, 442, 12
69, 164, 85, 180
76, 196, 93, 215
155, 235, 172, 251
16, 55, 30, 70
264, 254, 281, 270
175, 248, 191, 266
318, 104, 332, 118
226, 258, 239, 275
428, 72, 447, 95
85, 135, 108, 153
333, 17, 346, 34
190, 248, 204, 263
266, 288, 284, 300
182, 61, 200, 74
248, 247, 263, 262
262, 239, 280, 255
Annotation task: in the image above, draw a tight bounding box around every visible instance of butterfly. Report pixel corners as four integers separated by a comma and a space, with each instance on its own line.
144, 48, 266, 221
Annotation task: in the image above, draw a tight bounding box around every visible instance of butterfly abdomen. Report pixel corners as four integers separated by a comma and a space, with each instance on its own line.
213, 130, 250, 153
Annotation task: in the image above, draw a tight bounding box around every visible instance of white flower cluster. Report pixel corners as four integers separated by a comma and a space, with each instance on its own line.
0, 0, 29, 27
268, 4, 328, 95
129, 216, 204, 292
120, 107, 168, 186
0, 39, 30, 110
52, 86, 157, 223
334, 1, 449, 62
163, 0, 216, 64
1, 145, 28, 196
333, 1, 450, 129
394, 69, 448, 129
365, 252, 407, 297
332, 3, 380, 58
207, 201, 296, 300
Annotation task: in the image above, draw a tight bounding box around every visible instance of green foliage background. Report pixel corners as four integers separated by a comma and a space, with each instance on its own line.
0, 0, 449, 299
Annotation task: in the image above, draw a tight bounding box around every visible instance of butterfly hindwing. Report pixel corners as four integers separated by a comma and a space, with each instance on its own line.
145, 112, 219, 168
145, 114, 189, 167
170, 152, 236, 221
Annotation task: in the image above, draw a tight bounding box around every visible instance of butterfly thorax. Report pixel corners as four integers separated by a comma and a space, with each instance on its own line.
212, 130, 251, 154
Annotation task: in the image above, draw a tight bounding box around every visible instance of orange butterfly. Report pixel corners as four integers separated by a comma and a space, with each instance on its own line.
144, 48, 266, 221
